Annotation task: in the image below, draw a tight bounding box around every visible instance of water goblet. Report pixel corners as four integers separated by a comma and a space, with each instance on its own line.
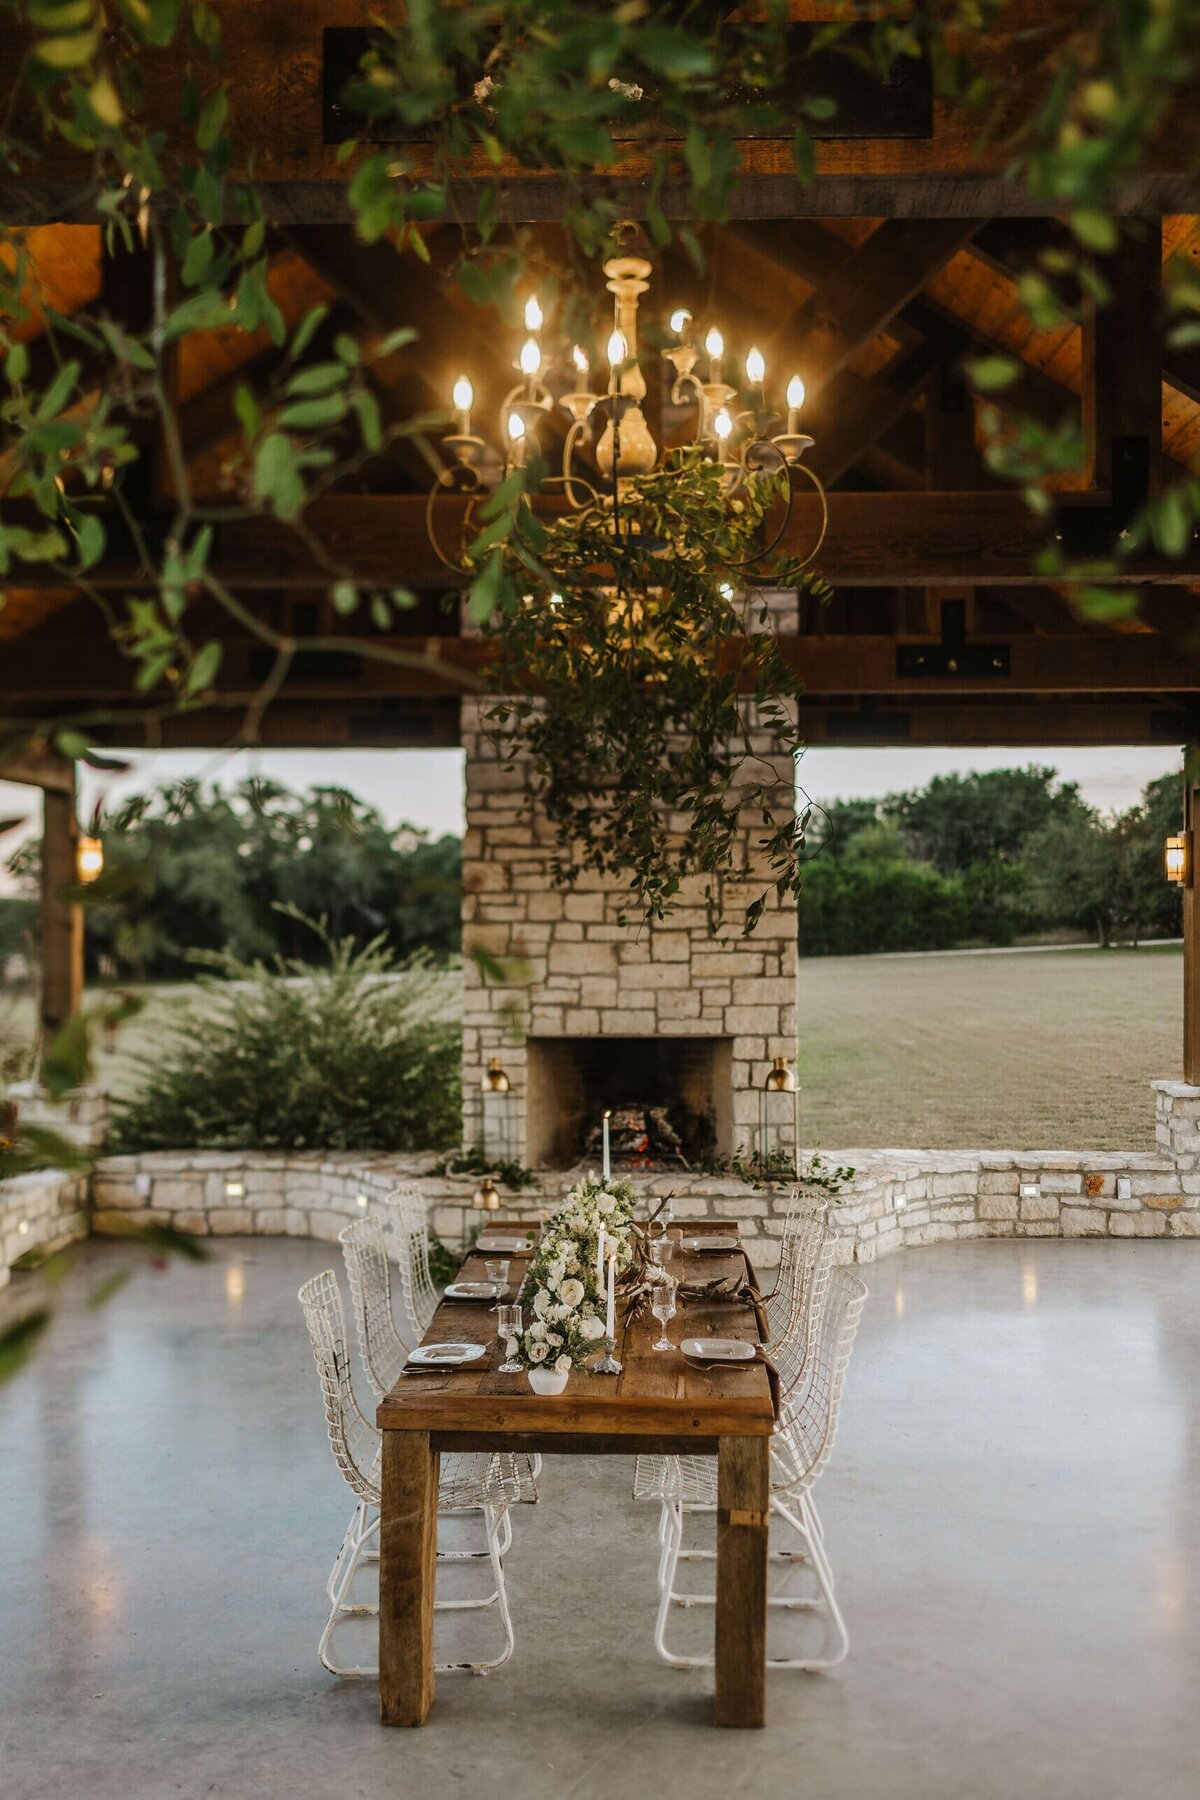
485, 1259, 510, 1305
650, 1276, 677, 1353
497, 1304, 523, 1374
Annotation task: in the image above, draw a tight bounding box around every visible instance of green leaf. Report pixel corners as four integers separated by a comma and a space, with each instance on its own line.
373, 326, 417, 357
35, 29, 99, 67
53, 729, 91, 760
73, 512, 105, 570
181, 228, 213, 287
636, 27, 715, 79
195, 87, 229, 152
252, 431, 305, 520
277, 393, 348, 430
34, 358, 81, 423
284, 361, 347, 396
185, 639, 222, 695
467, 549, 505, 624
968, 354, 1020, 393
233, 382, 260, 442
791, 130, 814, 184
331, 581, 358, 615
801, 94, 837, 122
370, 594, 390, 630
1070, 208, 1119, 253
351, 389, 383, 452
289, 303, 331, 360
5, 342, 29, 383
333, 332, 360, 366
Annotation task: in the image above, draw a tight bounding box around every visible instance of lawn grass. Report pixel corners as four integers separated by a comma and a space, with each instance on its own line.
797, 945, 1182, 1152
2, 946, 1181, 1152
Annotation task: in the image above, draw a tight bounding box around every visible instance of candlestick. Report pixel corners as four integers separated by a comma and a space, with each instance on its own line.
602, 1109, 611, 1181
596, 1224, 605, 1295
606, 1253, 616, 1340
452, 373, 473, 437
705, 325, 724, 389
786, 373, 805, 437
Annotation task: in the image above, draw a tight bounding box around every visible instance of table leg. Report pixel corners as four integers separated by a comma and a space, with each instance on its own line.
714, 1433, 770, 1728
379, 1429, 438, 1725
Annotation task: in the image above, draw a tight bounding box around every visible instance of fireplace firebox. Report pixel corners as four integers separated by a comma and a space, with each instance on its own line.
525, 1036, 733, 1169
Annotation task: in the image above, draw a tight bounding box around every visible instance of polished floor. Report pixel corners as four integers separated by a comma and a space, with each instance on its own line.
1, 1235, 1198, 1800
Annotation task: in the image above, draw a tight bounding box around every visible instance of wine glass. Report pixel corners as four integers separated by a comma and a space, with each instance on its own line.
650, 1277, 677, 1353
485, 1259, 510, 1305
497, 1304, 523, 1373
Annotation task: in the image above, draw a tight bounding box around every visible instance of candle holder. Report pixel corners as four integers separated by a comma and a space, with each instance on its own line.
593, 1335, 623, 1376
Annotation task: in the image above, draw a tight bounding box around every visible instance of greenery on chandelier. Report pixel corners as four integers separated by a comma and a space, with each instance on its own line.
3, 1, 1200, 921
472, 449, 829, 927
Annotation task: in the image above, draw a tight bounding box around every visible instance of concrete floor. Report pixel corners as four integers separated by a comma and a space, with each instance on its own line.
1, 1237, 1198, 1800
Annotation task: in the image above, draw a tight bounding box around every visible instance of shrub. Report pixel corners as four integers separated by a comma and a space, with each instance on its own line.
798, 858, 970, 957
108, 913, 461, 1153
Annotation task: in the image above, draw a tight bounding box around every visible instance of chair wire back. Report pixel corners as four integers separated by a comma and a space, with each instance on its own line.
298, 1269, 380, 1501
771, 1266, 868, 1498
765, 1194, 828, 1344
383, 1183, 440, 1337
339, 1215, 409, 1400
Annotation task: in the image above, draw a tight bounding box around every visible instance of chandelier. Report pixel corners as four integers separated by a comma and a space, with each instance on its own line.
427, 244, 829, 579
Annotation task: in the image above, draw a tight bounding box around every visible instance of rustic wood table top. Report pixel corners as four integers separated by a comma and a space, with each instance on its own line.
377, 1219, 775, 1442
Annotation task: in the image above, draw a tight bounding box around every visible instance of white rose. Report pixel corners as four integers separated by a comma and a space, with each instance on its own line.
554, 1354, 572, 1375
580, 1315, 605, 1340
552, 1303, 573, 1323
529, 1321, 547, 1340
528, 1341, 548, 1363
546, 1331, 562, 1347
560, 1278, 584, 1307
597, 1193, 616, 1214
533, 1289, 552, 1318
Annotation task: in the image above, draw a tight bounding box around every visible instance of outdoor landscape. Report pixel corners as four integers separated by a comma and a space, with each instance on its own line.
1, 762, 1181, 1153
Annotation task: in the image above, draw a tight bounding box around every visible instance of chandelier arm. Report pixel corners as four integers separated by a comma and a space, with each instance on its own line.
558, 419, 603, 510
425, 466, 480, 575
785, 460, 829, 573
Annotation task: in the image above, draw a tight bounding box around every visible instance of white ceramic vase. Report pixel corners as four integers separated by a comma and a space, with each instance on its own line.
527, 1366, 570, 1395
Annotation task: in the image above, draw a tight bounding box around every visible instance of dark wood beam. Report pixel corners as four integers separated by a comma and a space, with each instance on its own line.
771, 219, 982, 393
798, 699, 1197, 747
1082, 223, 1163, 497
1185, 765, 1200, 1083
39, 774, 82, 1047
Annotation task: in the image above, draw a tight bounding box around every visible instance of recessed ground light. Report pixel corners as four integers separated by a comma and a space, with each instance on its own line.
17, 1219, 29, 1235
224, 1179, 245, 1200
135, 1173, 151, 1199
893, 1193, 906, 1211
356, 1193, 369, 1210
1116, 1176, 1132, 1201
1019, 1181, 1041, 1200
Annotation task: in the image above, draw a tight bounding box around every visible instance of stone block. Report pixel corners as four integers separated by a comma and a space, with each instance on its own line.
600, 1009, 657, 1034
1020, 1196, 1060, 1222
549, 942, 616, 976
1109, 1211, 1167, 1236
978, 1194, 1019, 1221
1061, 1207, 1107, 1237
1141, 1193, 1184, 1209
979, 1172, 1019, 1195
724, 1005, 779, 1035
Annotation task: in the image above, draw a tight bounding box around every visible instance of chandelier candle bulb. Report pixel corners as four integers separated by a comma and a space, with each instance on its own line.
669, 306, 692, 340
705, 325, 725, 386
786, 374, 806, 436
524, 294, 543, 334
572, 343, 589, 380
713, 407, 734, 455
745, 345, 765, 392
607, 328, 627, 393
452, 374, 473, 436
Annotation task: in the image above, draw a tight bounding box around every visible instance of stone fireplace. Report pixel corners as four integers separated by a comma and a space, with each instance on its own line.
461, 693, 798, 1172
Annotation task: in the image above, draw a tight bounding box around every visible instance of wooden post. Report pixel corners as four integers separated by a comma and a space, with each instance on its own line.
378, 1429, 438, 1726
714, 1433, 771, 1728
1184, 770, 1200, 1086
39, 773, 83, 1051
1081, 222, 1162, 498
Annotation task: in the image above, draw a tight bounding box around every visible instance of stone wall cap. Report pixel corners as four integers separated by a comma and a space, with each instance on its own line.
1151, 1080, 1200, 1098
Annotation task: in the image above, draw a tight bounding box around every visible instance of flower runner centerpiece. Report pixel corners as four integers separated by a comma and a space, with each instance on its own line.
506, 1174, 649, 1391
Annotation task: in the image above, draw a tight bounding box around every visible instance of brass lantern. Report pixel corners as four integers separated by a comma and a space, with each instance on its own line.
75, 836, 104, 883
1165, 832, 1190, 886
480, 1057, 516, 1164
758, 1057, 800, 1176
472, 1173, 501, 1212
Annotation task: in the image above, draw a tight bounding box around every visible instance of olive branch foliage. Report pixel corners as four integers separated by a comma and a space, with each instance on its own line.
0, 0, 1199, 922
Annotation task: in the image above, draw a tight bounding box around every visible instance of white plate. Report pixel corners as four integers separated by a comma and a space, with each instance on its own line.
680, 1235, 740, 1254
444, 1281, 499, 1301
476, 1235, 533, 1253
405, 1342, 487, 1368
680, 1337, 757, 1363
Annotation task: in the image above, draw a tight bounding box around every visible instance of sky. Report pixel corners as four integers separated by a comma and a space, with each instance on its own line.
0, 742, 1183, 894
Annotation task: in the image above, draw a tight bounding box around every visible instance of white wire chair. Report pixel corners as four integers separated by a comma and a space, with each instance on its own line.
338, 1215, 538, 1528
382, 1182, 440, 1339
637, 1266, 868, 1672
298, 1268, 520, 1679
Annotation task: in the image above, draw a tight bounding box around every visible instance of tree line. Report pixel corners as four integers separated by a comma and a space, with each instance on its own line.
2, 779, 462, 980
799, 766, 1182, 957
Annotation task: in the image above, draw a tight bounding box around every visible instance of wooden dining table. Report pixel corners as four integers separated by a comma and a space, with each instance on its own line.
376, 1219, 776, 1729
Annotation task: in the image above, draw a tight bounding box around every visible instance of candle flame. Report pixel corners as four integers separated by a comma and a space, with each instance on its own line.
524, 294, 543, 332
786, 373, 806, 411
745, 345, 765, 385
452, 374, 473, 412
572, 343, 589, 375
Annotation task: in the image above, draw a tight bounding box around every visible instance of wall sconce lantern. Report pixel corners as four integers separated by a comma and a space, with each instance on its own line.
480, 1057, 516, 1163
76, 836, 104, 883
758, 1056, 800, 1176
472, 1173, 501, 1212
1165, 833, 1190, 886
